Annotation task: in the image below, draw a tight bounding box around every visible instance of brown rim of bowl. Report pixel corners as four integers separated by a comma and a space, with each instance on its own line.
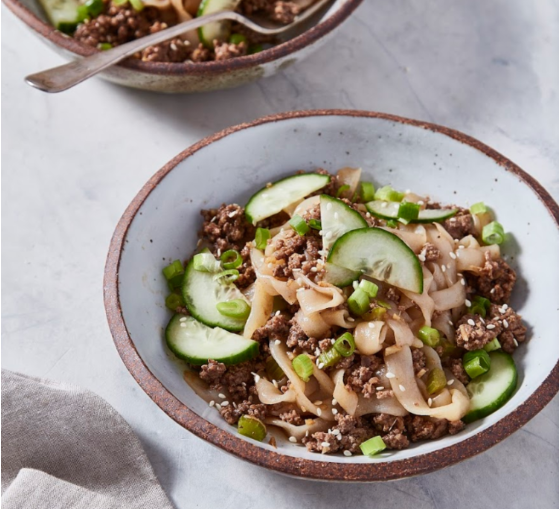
103, 110, 559, 482
3, 0, 363, 76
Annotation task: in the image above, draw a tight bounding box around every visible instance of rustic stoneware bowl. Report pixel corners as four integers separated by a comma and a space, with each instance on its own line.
104, 110, 559, 481
4, 0, 362, 93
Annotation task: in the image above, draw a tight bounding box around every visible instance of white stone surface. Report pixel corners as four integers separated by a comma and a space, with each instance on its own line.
2, 0, 558, 508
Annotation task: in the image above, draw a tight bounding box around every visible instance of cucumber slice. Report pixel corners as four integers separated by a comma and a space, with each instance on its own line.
166, 314, 259, 365
366, 201, 458, 223
320, 195, 367, 250
197, 0, 241, 49
38, 0, 81, 32
323, 262, 360, 287
182, 254, 248, 331
463, 351, 517, 423
245, 173, 330, 225
327, 228, 423, 293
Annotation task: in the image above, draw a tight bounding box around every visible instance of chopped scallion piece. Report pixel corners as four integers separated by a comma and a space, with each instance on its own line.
162, 259, 185, 289
376, 299, 392, 308
216, 299, 250, 319
165, 292, 185, 311
192, 253, 219, 273
97, 42, 113, 51
398, 202, 420, 222
470, 202, 488, 215
255, 227, 271, 250
360, 182, 376, 202
359, 436, 386, 456
417, 326, 440, 347
426, 367, 447, 394
238, 415, 267, 441
386, 219, 399, 228
368, 306, 387, 321
308, 219, 322, 230
77, 4, 90, 22
317, 347, 341, 369
484, 338, 501, 352
229, 33, 247, 45
468, 295, 491, 317
265, 357, 285, 381
221, 249, 242, 269
129, 0, 143, 10
333, 332, 356, 357
482, 221, 505, 245
336, 184, 350, 198
359, 280, 378, 298
463, 349, 491, 379
437, 338, 459, 358
348, 288, 370, 316
113, 0, 127, 4
374, 185, 405, 202
292, 354, 314, 382
289, 214, 309, 236
85, 0, 103, 16
213, 269, 240, 284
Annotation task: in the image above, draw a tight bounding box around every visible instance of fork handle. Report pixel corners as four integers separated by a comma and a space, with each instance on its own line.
25, 11, 245, 93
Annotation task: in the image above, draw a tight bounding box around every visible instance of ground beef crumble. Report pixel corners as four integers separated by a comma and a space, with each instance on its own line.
411, 348, 426, 374
220, 401, 267, 425
201, 204, 254, 254
285, 318, 325, 353
279, 409, 304, 425
443, 210, 475, 240
199, 359, 264, 401
252, 314, 290, 343
372, 413, 409, 450
406, 416, 465, 442
272, 230, 323, 280
422, 242, 441, 262
345, 355, 383, 399
455, 313, 499, 351
443, 357, 471, 385
488, 304, 527, 353
466, 252, 517, 305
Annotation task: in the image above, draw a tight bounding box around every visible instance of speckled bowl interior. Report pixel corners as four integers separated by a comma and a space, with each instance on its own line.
4, 0, 362, 92
105, 111, 559, 480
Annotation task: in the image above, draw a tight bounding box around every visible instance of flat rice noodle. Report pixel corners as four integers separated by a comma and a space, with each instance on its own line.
430, 224, 457, 286
296, 272, 345, 314
472, 211, 492, 235
312, 364, 335, 395
384, 345, 470, 421
355, 393, 407, 417
430, 280, 466, 311
243, 281, 274, 339
444, 368, 469, 398
332, 369, 358, 416
266, 417, 331, 441
402, 267, 435, 327
481, 244, 500, 259
255, 378, 297, 404
460, 235, 481, 249
429, 262, 446, 290
354, 321, 387, 355
251, 248, 301, 303
432, 310, 456, 342
431, 388, 452, 407
456, 247, 485, 272
270, 340, 334, 420
293, 195, 320, 217
382, 227, 426, 253
321, 308, 356, 329
336, 167, 362, 199
386, 318, 423, 348
294, 308, 331, 338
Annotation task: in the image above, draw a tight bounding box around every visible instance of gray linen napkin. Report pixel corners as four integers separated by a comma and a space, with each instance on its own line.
1, 370, 173, 509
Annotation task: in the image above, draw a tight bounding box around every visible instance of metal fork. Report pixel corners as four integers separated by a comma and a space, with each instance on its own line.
25, 0, 333, 93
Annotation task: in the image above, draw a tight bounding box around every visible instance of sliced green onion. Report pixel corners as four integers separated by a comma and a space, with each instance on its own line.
229, 33, 247, 45
482, 221, 505, 245
221, 249, 242, 269
308, 219, 322, 230
213, 269, 240, 284
398, 202, 420, 222
417, 326, 440, 348
386, 219, 399, 228
162, 259, 185, 289
129, 0, 143, 10
192, 253, 219, 273
248, 44, 264, 54
437, 338, 459, 358
426, 367, 447, 394
348, 288, 370, 316
289, 214, 309, 236
292, 354, 314, 382
368, 306, 387, 321
317, 348, 341, 369
470, 202, 487, 215
360, 182, 376, 202
359, 280, 378, 298
85, 0, 103, 15
336, 184, 350, 198
216, 299, 250, 319
97, 42, 113, 50
238, 415, 267, 441
374, 185, 405, 202
376, 299, 392, 309
484, 338, 501, 352
468, 295, 491, 317
359, 436, 386, 456
265, 357, 285, 381
76, 4, 90, 22
112, 0, 127, 5
333, 332, 356, 357
165, 292, 185, 311
463, 349, 491, 379
255, 227, 271, 250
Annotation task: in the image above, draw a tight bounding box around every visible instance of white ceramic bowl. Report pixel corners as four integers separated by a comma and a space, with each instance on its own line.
104, 110, 559, 481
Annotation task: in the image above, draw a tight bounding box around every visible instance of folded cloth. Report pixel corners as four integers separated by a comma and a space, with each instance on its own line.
1, 370, 173, 509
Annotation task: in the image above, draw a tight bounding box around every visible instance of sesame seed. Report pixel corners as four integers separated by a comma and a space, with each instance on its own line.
318, 230, 324, 236
448, 320, 454, 326
347, 317, 355, 322
275, 310, 281, 316
503, 319, 509, 328
418, 254, 426, 262
449, 252, 457, 259
428, 398, 433, 407
332, 409, 338, 415
227, 211, 237, 218
275, 339, 281, 345
513, 338, 519, 346
314, 400, 323, 405
332, 399, 337, 405
221, 401, 229, 406
325, 231, 333, 240
366, 212, 371, 218
368, 322, 375, 328
459, 245, 465, 249
315, 347, 321, 356
503, 304, 509, 311
318, 363, 324, 369
468, 319, 476, 326
215, 404, 221, 411
272, 380, 279, 388
343, 450, 353, 457
490, 288, 496, 294
399, 384, 406, 392
311, 267, 318, 272
386, 372, 395, 379
331, 339, 336, 345
376, 386, 385, 391
465, 299, 472, 307
441, 264, 446, 272
218, 393, 226, 399
289, 436, 297, 443
209, 400, 215, 407
252, 373, 261, 383
461, 278, 466, 285
447, 379, 454, 386
210, 216, 217, 222
480, 317, 485, 324
316, 408, 322, 416
321, 442, 330, 448
487, 324, 496, 330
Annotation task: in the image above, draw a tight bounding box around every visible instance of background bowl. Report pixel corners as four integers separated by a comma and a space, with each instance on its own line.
104, 110, 559, 481
4, 0, 362, 93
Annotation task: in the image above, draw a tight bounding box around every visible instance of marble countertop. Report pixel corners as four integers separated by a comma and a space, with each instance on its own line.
2, 0, 558, 507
